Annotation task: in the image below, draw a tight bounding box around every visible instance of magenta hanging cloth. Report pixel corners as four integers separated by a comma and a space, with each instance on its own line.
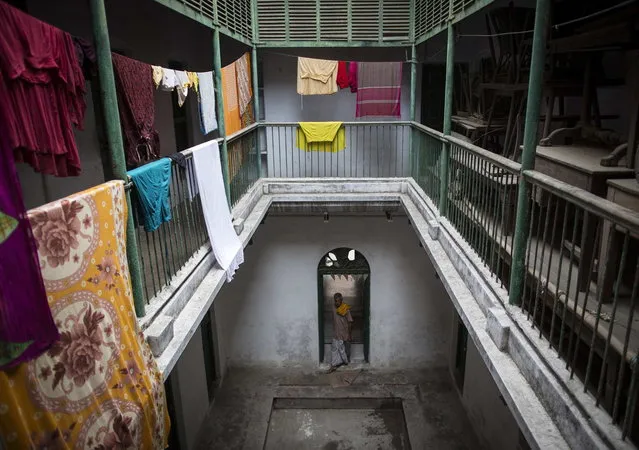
112, 53, 160, 167
0, 1, 86, 177
355, 62, 402, 118
348, 61, 358, 93
0, 133, 59, 370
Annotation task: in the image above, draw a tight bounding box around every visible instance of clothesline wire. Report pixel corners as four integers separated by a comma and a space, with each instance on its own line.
113, 51, 215, 75
457, 0, 635, 37
261, 49, 434, 65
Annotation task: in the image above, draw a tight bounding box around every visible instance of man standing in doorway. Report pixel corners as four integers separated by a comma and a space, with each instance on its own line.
328, 292, 354, 373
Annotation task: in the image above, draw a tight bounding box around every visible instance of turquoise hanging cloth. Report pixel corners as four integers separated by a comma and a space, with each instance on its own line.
128, 158, 172, 232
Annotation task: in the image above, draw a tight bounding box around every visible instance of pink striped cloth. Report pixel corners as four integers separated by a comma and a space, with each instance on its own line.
355, 62, 402, 118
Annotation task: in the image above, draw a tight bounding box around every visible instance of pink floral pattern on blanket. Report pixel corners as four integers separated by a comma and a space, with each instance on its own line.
29, 196, 99, 292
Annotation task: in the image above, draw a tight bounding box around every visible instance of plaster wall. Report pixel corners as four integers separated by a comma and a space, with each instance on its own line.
214, 215, 453, 370
171, 327, 210, 450
458, 325, 521, 450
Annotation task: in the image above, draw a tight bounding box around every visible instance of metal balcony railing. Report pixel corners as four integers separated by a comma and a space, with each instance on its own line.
129, 123, 260, 303
413, 123, 639, 443
228, 123, 261, 206
262, 122, 412, 178
130, 146, 211, 303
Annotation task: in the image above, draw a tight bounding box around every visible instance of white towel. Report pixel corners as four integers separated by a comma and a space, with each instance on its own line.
175, 70, 190, 107
191, 140, 243, 281
197, 71, 218, 134
161, 68, 178, 91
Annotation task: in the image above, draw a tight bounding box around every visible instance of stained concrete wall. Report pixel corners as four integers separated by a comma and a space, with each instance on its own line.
170, 326, 213, 450
16, 0, 248, 209
448, 318, 521, 450
214, 215, 452, 371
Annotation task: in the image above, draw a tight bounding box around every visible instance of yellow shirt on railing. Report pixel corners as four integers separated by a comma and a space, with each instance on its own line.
296, 122, 346, 153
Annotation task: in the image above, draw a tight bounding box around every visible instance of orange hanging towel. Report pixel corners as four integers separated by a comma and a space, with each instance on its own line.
221, 61, 242, 135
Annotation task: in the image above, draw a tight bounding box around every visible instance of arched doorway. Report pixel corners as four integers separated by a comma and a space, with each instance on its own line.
318, 248, 370, 364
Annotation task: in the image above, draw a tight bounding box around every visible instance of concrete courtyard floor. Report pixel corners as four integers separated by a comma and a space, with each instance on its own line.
194, 366, 481, 449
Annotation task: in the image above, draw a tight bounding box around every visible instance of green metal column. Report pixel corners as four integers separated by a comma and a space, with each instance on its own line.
212, 28, 231, 205
88, 0, 146, 317
508, 0, 550, 305
438, 24, 455, 215
251, 45, 262, 179
409, 45, 417, 177
409, 45, 417, 121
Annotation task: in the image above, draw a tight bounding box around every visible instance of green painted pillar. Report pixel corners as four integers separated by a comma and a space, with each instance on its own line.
88, 0, 145, 316
508, 0, 550, 305
439, 24, 455, 215
212, 28, 231, 205
409, 45, 417, 178
409, 45, 417, 121
251, 45, 262, 179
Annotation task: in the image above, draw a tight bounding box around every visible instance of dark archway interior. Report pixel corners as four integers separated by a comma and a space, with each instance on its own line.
318, 248, 370, 362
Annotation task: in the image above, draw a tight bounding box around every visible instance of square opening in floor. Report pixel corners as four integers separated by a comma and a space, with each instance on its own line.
264, 397, 411, 450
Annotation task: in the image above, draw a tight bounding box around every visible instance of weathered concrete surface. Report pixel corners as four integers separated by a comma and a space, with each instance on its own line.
265, 398, 409, 450
194, 367, 480, 450
145, 314, 174, 357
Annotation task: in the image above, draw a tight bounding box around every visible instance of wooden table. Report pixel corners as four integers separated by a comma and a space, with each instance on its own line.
598, 179, 639, 303
535, 145, 635, 291
451, 115, 505, 142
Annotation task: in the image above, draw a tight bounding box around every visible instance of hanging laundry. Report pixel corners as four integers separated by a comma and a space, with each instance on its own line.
175, 70, 190, 107
336, 61, 349, 89
297, 57, 338, 95
235, 52, 252, 116
0, 136, 59, 370
222, 61, 242, 135
186, 155, 199, 201
198, 71, 218, 134
348, 61, 358, 93
72, 37, 96, 78
151, 65, 163, 88
0, 1, 86, 177
128, 159, 172, 232
168, 152, 187, 169
191, 140, 243, 281
112, 53, 160, 166
187, 71, 199, 94
0, 181, 170, 449
296, 122, 346, 153
236, 53, 255, 127
356, 62, 402, 118
160, 68, 178, 91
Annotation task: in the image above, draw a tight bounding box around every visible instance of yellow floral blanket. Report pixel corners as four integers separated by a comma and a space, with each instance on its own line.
0, 181, 169, 449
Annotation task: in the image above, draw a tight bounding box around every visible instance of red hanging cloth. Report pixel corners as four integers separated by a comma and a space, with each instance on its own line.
0, 1, 86, 177
336, 61, 349, 89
